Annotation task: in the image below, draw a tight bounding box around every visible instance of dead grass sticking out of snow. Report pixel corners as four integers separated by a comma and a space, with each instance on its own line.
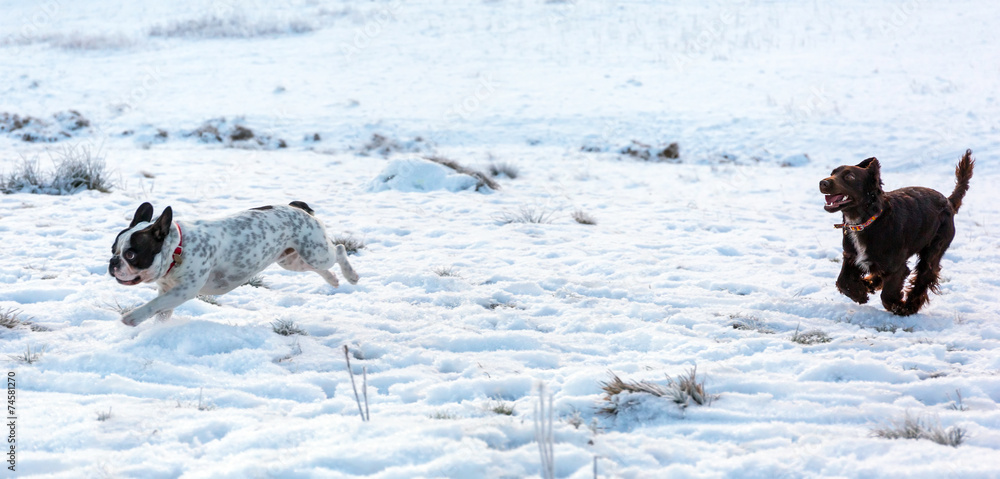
425, 156, 499, 191
730, 314, 774, 334
149, 14, 315, 39
599, 367, 716, 417
791, 327, 832, 345
333, 235, 365, 255
488, 162, 519, 179
870, 413, 965, 447
357, 133, 432, 157
0, 308, 27, 329
272, 319, 308, 337
571, 210, 597, 225
487, 398, 515, 416
9, 345, 43, 364
495, 206, 554, 225
244, 275, 268, 289
1, 144, 114, 195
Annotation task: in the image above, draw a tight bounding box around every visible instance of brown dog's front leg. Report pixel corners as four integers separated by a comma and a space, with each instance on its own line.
836, 259, 870, 304
880, 267, 912, 316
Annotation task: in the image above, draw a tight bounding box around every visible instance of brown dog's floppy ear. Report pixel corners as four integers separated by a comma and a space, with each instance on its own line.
131, 202, 154, 227
856, 157, 878, 169
860, 157, 884, 195
145, 206, 173, 242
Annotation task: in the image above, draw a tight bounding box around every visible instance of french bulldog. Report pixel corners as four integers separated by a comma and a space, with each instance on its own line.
109, 201, 359, 326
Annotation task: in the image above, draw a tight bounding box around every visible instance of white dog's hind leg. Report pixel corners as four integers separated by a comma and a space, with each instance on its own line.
315, 269, 340, 288
276, 249, 312, 272
334, 244, 359, 285
277, 248, 344, 288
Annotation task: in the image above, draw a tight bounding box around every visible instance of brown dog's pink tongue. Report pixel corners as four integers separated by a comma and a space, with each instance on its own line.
825, 194, 842, 205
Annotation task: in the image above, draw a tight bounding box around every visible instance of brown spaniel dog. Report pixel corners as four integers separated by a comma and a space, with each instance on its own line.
820, 150, 974, 315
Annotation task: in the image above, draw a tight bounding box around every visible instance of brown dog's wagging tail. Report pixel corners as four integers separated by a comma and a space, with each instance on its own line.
948, 149, 975, 212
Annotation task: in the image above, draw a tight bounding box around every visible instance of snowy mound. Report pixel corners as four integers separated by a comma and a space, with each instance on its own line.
368, 158, 483, 193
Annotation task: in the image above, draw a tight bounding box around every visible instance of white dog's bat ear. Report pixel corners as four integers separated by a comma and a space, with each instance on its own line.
130, 202, 155, 227
148, 206, 173, 242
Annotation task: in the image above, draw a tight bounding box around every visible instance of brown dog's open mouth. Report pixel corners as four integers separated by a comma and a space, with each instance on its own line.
824, 194, 851, 212
116, 276, 142, 286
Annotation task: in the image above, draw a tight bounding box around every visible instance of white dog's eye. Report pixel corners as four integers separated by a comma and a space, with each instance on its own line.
124, 250, 137, 262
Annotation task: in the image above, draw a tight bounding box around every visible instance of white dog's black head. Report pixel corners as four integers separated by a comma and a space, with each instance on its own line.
109, 202, 173, 286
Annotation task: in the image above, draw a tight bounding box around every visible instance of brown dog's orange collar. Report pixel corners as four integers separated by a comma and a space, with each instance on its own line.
835, 211, 881, 233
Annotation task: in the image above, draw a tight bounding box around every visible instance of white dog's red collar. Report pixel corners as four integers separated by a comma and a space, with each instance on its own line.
165, 223, 183, 274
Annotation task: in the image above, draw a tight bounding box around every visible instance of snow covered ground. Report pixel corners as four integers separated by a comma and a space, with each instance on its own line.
2, 0, 999, 477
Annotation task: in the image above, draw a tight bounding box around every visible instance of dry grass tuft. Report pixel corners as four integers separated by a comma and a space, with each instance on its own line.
149, 14, 315, 39
488, 162, 519, 179
488, 398, 515, 416
730, 314, 774, 334
2, 144, 114, 194
333, 235, 366, 255
430, 411, 459, 420
495, 206, 555, 225
871, 413, 965, 447
791, 326, 832, 345
272, 319, 308, 336
197, 295, 220, 306
243, 275, 268, 288
0, 308, 46, 332
571, 210, 597, 225
599, 367, 716, 417
425, 156, 500, 191
10, 345, 43, 364
434, 266, 458, 277
99, 298, 141, 316
96, 407, 113, 422
0, 308, 26, 329
358, 133, 431, 157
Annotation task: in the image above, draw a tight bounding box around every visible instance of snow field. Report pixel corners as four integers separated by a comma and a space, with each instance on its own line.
2, 0, 999, 476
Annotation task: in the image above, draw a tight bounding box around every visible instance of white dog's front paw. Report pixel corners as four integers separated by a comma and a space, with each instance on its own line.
121, 310, 150, 327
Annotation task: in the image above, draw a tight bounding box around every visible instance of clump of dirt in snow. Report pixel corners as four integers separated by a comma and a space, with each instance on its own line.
0, 110, 91, 143
185, 117, 287, 149
355, 133, 434, 157
618, 140, 680, 162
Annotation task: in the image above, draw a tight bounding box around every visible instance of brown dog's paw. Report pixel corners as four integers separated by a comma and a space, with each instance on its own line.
837, 283, 869, 304
885, 302, 917, 317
